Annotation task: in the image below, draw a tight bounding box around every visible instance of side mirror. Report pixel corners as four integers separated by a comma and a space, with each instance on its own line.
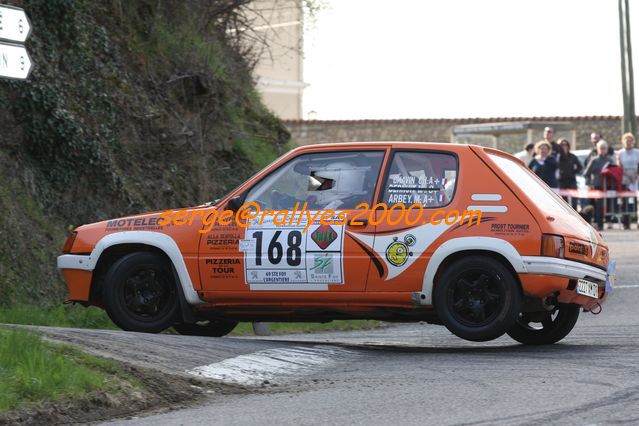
226, 195, 243, 212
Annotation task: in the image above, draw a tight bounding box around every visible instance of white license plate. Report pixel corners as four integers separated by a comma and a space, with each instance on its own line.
577, 279, 599, 299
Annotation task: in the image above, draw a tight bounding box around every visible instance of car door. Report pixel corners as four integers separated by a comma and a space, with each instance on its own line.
198, 148, 387, 294
360, 149, 460, 293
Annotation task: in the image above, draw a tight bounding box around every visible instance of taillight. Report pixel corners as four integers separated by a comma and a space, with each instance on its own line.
62, 231, 77, 254
541, 234, 564, 258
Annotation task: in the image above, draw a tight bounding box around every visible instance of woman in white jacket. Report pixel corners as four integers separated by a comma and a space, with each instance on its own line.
616, 133, 639, 229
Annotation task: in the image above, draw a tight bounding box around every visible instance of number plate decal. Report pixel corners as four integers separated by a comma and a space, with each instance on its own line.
576, 278, 599, 299
240, 212, 344, 288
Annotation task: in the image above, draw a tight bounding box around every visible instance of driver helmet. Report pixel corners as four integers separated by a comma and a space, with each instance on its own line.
307, 162, 370, 208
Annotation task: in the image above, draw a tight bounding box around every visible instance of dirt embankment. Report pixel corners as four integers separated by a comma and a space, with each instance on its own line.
0, 362, 245, 425
0, 0, 290, 306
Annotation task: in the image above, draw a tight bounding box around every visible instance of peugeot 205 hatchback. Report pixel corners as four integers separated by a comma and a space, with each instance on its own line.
57, 143, 615, 344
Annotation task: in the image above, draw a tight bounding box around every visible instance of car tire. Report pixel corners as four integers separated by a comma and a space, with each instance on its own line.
102, 252, 180, 333
173, 319, 238, 337
507, 303, 580, 345
434, 256, 522, 342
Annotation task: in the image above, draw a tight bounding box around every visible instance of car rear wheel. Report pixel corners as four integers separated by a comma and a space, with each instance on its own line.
434, 256, 522, 342
102, 252, 179, 333
507, 303, 580, 345
173, 319, 238, 337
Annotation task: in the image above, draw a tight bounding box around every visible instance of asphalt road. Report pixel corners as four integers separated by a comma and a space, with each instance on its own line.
36, 230, 639, 425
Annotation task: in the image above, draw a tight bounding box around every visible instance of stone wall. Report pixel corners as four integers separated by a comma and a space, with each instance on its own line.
284, 116, 625, 153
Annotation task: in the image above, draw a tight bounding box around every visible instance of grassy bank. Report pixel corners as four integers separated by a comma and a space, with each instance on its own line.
0, 328, 134, 412
0, 304, 384, 335
0, 305, 117, 330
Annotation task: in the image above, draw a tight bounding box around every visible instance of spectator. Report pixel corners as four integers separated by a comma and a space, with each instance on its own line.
529, 140, 558, 188
543, 126, 560, 156
586, 132, 614, 165
557, 138, 582, 208
616, 132, 639, 229
515, 142, 534, 165
583, 140, 616, 230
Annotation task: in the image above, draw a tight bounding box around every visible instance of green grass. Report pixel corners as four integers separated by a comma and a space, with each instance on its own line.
0, 305, 116, 330
234, 137, 278, 169
0, 328, 130, 412
137, 20, 227, 79
231, 320, 384, 336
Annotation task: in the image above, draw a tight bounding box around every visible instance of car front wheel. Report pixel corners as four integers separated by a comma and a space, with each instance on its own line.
434, 256, 522, 342
507, 303, 580, 345
102, 252, 180, 333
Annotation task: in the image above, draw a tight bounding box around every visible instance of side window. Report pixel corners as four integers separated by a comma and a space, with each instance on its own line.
245, 151, 385, 210
382, 151, 458, 208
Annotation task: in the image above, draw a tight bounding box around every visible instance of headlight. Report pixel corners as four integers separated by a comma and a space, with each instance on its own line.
62, 231, 77, 254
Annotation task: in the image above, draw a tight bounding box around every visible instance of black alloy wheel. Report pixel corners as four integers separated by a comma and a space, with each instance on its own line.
103, 252, 180, 333
434, 256, 521, 342
507, 303, 580, 345
447, 269, 505, 327
120, 267, 174, 321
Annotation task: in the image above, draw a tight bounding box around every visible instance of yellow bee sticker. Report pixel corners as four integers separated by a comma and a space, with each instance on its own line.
385, 234, 416, 267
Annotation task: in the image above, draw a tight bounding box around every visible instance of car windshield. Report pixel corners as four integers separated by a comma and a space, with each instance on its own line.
488, 153, 582, 219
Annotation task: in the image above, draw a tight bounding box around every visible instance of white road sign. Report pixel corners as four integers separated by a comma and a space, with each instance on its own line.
0, 42, 32, 79
0, 5, 31, 43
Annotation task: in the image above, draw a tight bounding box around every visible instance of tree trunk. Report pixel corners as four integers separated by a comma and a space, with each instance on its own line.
625, 0, 637, 137
620, 0, 630, 134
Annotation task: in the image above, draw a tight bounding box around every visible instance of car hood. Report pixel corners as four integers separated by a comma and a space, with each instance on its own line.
70, 205, 214, 253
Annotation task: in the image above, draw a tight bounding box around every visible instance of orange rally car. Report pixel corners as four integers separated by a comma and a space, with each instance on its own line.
57, 143, 616, 344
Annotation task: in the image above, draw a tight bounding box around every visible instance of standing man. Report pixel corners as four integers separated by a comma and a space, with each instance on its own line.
543, 127, 560, 156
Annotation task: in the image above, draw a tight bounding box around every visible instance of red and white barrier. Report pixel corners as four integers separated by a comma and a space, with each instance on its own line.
556, 189, 638, 199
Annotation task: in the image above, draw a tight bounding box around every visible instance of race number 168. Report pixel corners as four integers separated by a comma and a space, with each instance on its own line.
251, 230, 302, 267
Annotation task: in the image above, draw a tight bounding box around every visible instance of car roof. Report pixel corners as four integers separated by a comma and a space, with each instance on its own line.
293, 141, 475, 153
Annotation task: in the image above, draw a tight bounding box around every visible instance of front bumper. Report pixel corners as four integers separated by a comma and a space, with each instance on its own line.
57, 254, 94, 301
57, 254, 93, 271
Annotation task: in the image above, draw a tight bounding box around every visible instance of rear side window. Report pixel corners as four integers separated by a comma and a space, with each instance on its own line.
382, 151, 458, 208
488, 153, 580, 218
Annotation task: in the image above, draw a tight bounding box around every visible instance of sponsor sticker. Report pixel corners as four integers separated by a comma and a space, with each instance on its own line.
568, 241, 589, 256
311, 224, 338, 250
205, 258, 239, 279
489, 223, 530, 236
242, 217, 345, 287
105, 217, 163, 232
385, 234, 416, 267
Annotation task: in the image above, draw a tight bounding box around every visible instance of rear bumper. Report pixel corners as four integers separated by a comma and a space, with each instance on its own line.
521, 256, 607, 282
520, 256, 610, 308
